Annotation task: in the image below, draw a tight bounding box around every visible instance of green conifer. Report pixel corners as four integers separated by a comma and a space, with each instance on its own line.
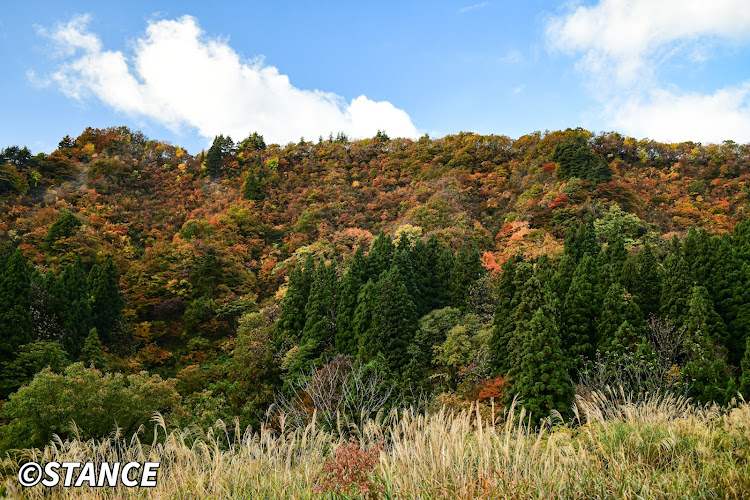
392, 245, 418, 307
553, 253, 577, 304
705, 236, 750, 365
363, 266, 418, 374
564, 217, 599, 262
449, 245, 484, 310
275, 255, 315, 346
661, 254, 693, 327
684, 286, 728, 347
562, 254, 599, 368
0, 249, 33, 365
366, 233, 394, 281
506, 307, 573, 425
335, 247, 367, 354
633, 242, 662, 319
734, 218, 750, 263
433, 242, 455, 310
491, 258, 517, 374
598, 283, 644, 353
88, 255, 123, 346
289, 261, 338, 375
601, 234, 628, 289
410, 238, 439, 317
242, 156, 264, 201
681, 286, 731, 404
354, 279, 377, 358
80, 328, 106, 369
739, 337, 750, 398
50, 257, 93, 358
682, 329, 730, 405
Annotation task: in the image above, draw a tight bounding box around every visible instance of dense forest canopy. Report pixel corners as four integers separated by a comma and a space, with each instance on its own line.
2, 126, 750, 449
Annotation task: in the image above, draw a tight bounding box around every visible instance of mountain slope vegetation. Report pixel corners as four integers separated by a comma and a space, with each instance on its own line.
2, 126, 750, 449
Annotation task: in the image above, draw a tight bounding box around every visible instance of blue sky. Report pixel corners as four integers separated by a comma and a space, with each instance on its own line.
2, 1, 749, 154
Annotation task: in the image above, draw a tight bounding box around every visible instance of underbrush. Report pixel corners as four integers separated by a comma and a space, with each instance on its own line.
2, 389, 749, 499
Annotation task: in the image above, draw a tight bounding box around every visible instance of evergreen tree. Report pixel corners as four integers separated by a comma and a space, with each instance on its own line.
661, 254, 693, 327
29, 270, 65, 342
44, 211, 82, 250
241, 131, 266, 151
598, 283, 644, 354
684, 286, 728, 348
704, 236, 750, 365
190, 247, 226, 297
600, 234, 628, 290
242, 156, 264, 201
335, 247, 367, 354
725, 377, 739, 403
579, 217, 600, 259
449, 245, 484, 310
510, 264, 558, 366
405, 307, 463, 388
205, 134, 234, 177
564, 217, 599, 263
734, 218, 750, 264
562, 254, 599, 369
682, 329, 730, 405
491, 258, 517, 374
353, 279, 377, 358
553, 253, 577, 304
88, 255, 123, 346
604, 320, 652, 359
553, 142, 612, 185
361, 267, 418, 374
0, 242, 12, 269
275, 255, 315, 347
392, 244, 418, 307
79, 328, 106, 369
242, 170, 261, 201
395, 231, 412, 253
0, 249, 34, 365
53, 257, 93, 357
410, 238, 439, 317
682, 228, 713, 286
534, 254, 556, 286
633, 243, 662, 319
740, 337, 750, 398
619, 257, 639, 299
506, 307, 573, 425
433, 241, 455, 311
0, 340, 69, 398
668, 234, 682, 255
289, 261, 338, 376
681, 287, 731, 404
366, 233, 394, 281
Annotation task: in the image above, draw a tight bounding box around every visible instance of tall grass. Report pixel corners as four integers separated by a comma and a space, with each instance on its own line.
2, 389, 749, 498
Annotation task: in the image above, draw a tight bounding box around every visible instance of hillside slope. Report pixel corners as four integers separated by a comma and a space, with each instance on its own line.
1, 125, 749, 375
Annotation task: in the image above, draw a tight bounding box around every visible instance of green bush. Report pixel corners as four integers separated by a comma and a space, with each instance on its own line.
0, 363, 180, 451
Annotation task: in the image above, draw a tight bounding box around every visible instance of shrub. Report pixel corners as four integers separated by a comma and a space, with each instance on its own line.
0, 363, 180, 451
313, 436, 385, 498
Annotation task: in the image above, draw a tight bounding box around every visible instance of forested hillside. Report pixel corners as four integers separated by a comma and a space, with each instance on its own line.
2, 126, 750, 450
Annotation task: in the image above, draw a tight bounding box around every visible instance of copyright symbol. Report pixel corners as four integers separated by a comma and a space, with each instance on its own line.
18, 462, 42, 487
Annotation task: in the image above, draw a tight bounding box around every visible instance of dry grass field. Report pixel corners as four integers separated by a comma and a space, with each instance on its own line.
2, 389, 750, 499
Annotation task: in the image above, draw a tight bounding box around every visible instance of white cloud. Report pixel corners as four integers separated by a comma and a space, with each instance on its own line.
608, 83, 750, 144
36, 15, 420, 146
37, 14, 101, 57
546, 0, 750, 143
458, 2, 490, 15
547, 0, 750, 86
